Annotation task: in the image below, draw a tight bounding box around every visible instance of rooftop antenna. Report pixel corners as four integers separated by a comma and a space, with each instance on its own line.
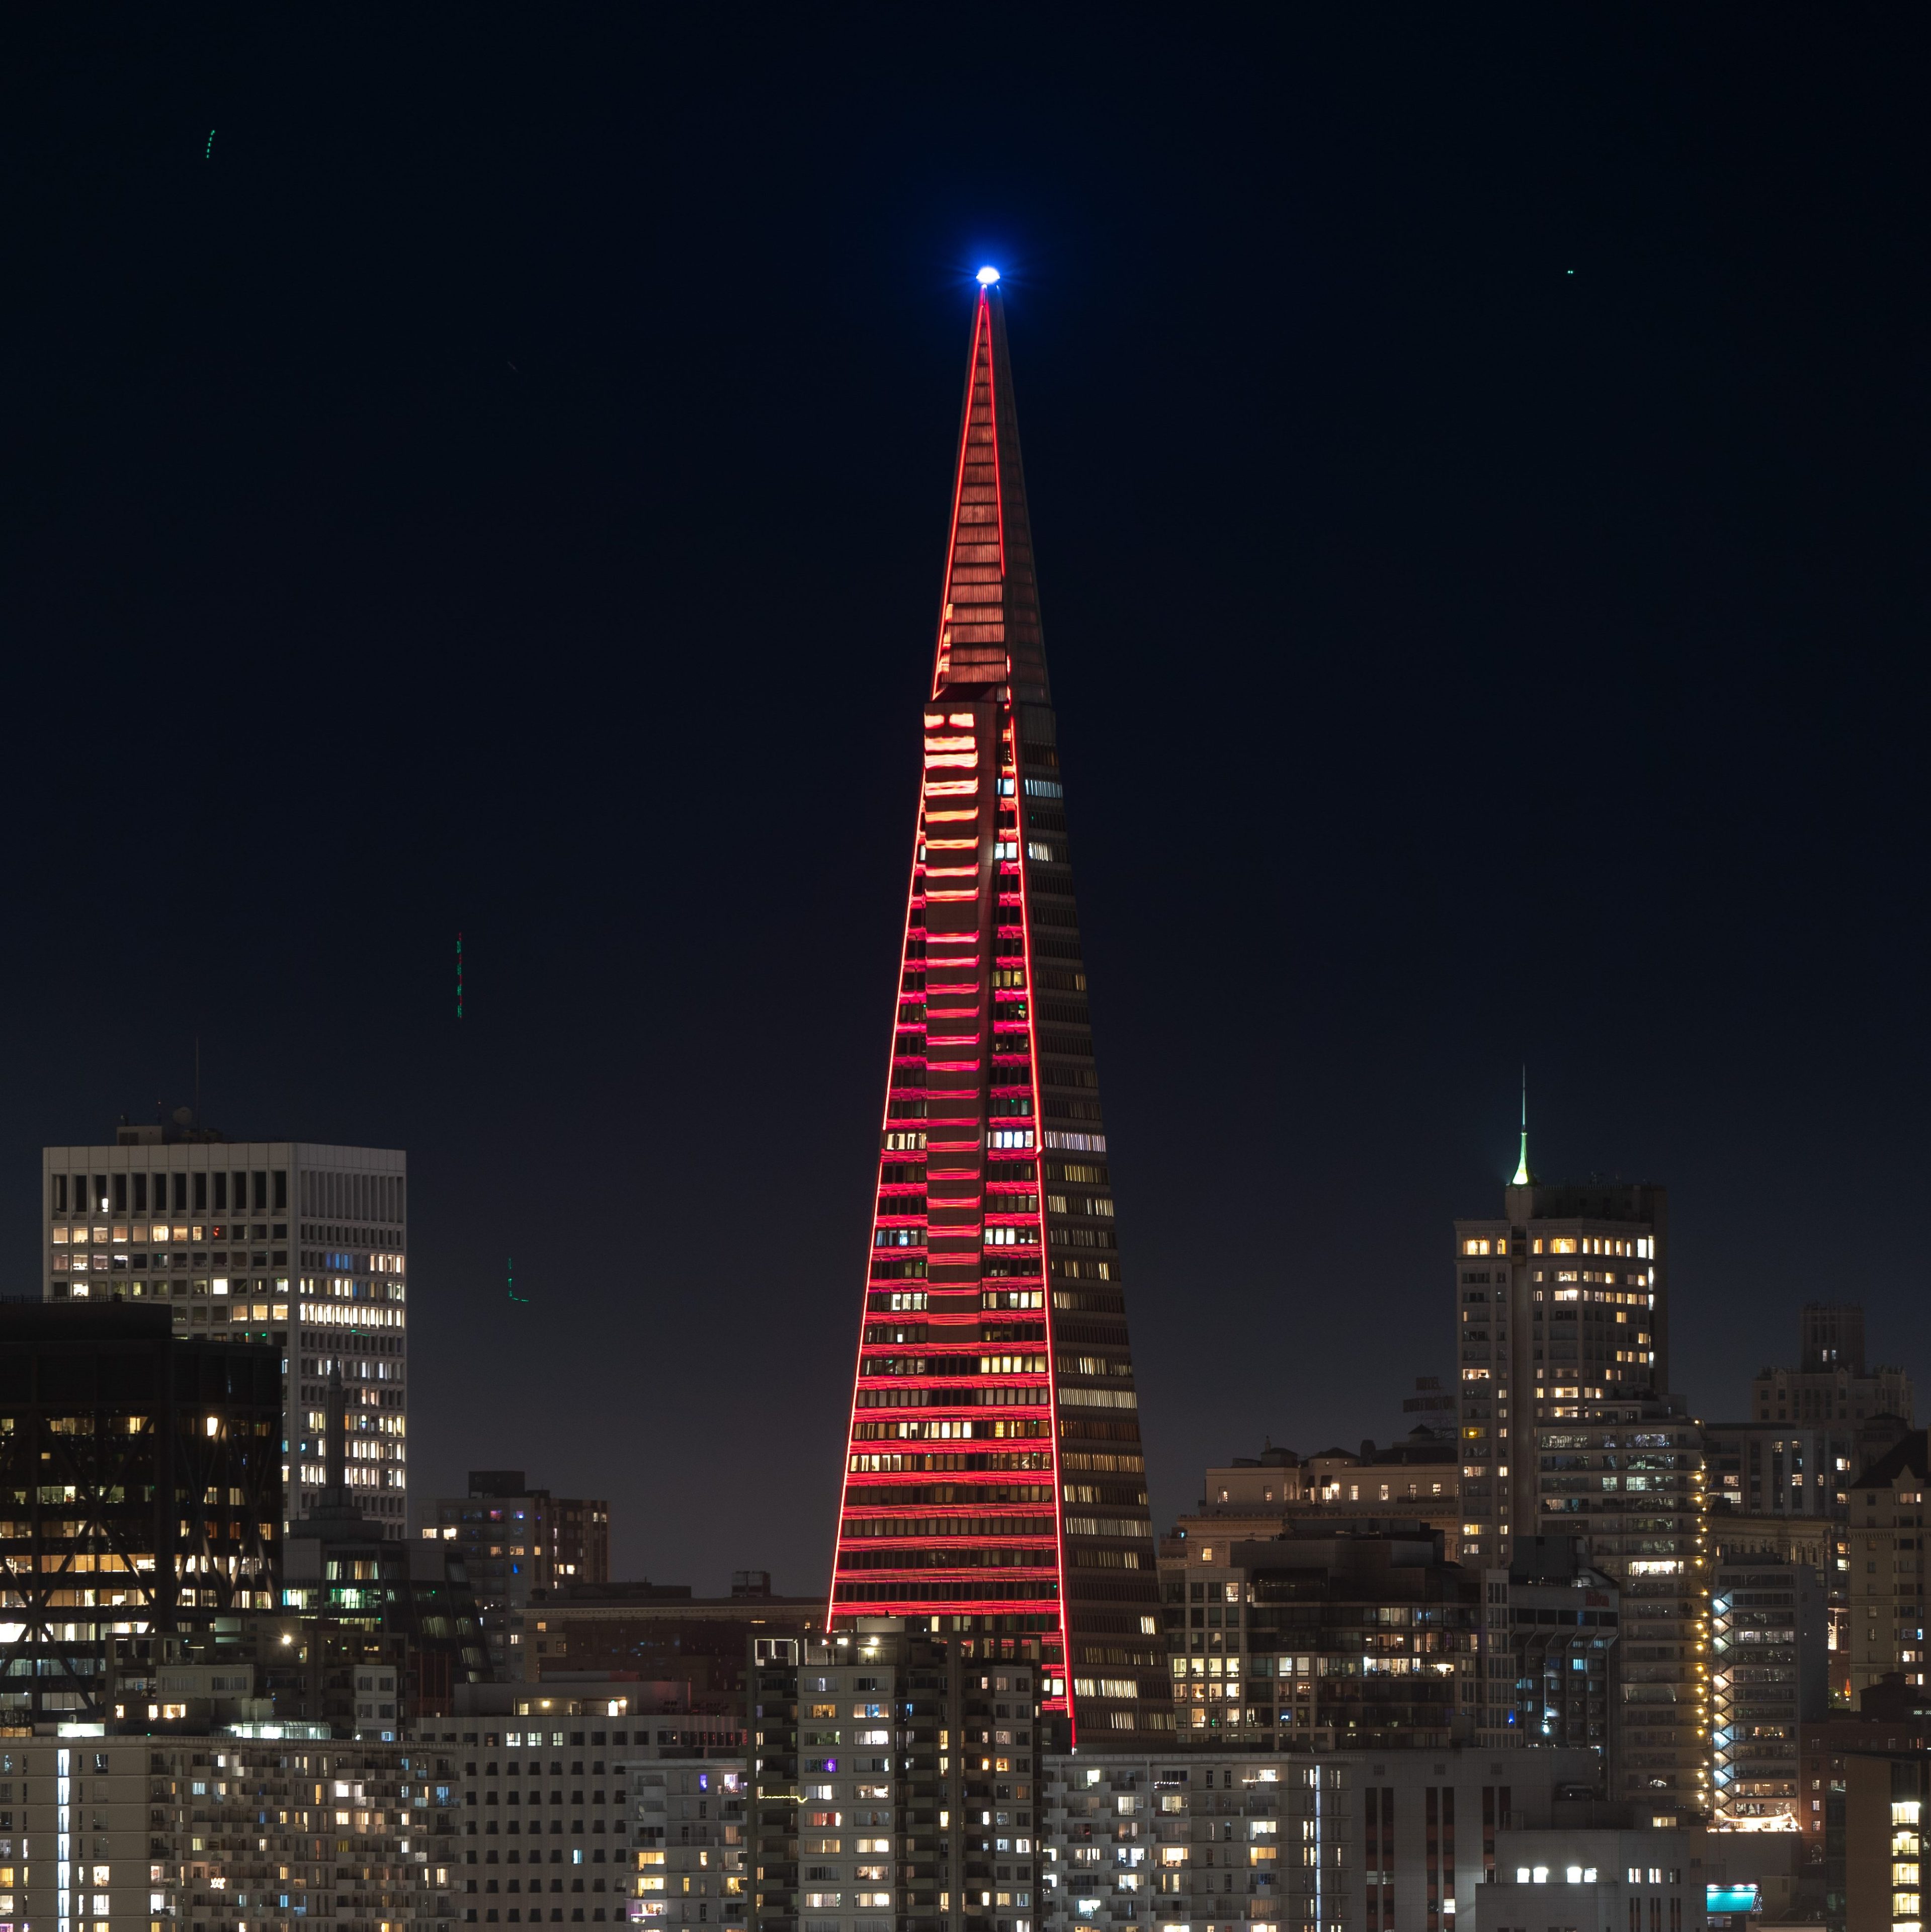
1511, 1067, 1533, 1187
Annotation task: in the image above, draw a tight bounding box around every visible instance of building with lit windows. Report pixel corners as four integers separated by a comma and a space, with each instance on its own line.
1530, 1401, 1709, 1819
1452, 1160, 1669, 1573
1157, 1525, 1482, 1750
629, 1757, 748, 1929
1841, 1749, 1931, 1932
1708, 1559, 1826, 1828
826, 276, 1165, 1748
747, 1621, 1039, 1932
424, 1471, 611, 1677
1751, 1302, 1915, 1429
1848, 1432, 1930, 1699
1184, 1438, 1462, 1561
0, 1302, 283, 1723
12, 1728, 457, 1932
42, 1127, 411, 1534
1475, 1537, 1620, 1766
1036, 1743, 1604, 1932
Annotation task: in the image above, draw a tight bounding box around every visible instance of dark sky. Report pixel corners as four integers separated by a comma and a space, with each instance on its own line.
5, 12, 1928, 1594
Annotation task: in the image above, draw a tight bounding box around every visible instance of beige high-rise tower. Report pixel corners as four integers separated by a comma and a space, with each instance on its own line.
1454, 1120, 1708, 1819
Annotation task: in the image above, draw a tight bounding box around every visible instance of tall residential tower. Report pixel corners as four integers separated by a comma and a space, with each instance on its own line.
828, 279, 1168, 1749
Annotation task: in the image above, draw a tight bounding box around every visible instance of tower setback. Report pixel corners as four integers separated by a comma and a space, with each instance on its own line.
828, 285, 1169, 1748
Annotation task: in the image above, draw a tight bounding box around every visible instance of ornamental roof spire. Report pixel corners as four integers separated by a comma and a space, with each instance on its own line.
1512, 1068, 1535, 1187
932, 282, 1049, 703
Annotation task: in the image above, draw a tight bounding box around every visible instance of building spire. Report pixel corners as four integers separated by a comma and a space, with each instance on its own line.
1511, 1068, 1533, 1187
931, 276, 1049, 702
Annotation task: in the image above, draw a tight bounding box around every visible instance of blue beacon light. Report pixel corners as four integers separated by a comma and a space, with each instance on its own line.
976, 265, 1000, 286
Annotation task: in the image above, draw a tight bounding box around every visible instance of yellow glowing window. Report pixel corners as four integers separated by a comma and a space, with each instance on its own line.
1548, 1238, 1578, 1254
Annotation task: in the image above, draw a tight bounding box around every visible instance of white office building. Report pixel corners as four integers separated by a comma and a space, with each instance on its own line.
41, 1126, 411, 1535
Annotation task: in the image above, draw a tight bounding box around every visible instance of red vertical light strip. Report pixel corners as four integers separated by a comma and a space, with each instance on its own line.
983, 289, 1006, 580
1013, 738, 1074, 1742
827, 779, 933, 1631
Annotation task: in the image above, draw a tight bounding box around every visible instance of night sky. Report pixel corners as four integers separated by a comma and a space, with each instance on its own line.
6, 13, 1928, 1595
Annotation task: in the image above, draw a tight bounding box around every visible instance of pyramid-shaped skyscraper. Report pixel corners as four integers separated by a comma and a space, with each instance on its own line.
829, 281, 1170, 1748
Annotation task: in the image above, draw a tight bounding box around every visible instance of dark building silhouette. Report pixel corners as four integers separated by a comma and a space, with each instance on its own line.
0, 1302, 282, 1720
1159, 1523, 1482, 1749
828, 275, 1165, 1749
276, 1364, 489, 1718
422, 1468, 610, 1677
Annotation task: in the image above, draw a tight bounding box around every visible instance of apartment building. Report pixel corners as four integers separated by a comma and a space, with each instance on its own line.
1708, 1560, 1827, 1829
1036, 1743, 1606, 1932
424, 1472, 611, 1677
1454, 1171, 1668, 1573
1847, 1432, 1930, 1698
1187, 1439, 1462, 1561
1158, 1524, 1481, 1750
748, 1621, 1041, 1932
42, 1127, 410, 1534
1529, 1399, 1709, 1820
10, 1727, 457, 1932
630, 1758, 748, 1932
1475, 1537, 1621, 1765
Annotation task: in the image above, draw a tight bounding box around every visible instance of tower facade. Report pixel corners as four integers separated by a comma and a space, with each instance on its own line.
43, 1130, 410, 1535
829, 283, 1168, 1748
1454, 1173, 1671, 1568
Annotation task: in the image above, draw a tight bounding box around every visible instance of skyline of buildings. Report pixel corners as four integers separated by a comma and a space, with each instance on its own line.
5, 283, 1929, 1932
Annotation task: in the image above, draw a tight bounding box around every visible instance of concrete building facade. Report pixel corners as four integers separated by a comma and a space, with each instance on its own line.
1707, 1559, 1827, 1829
1158, 1526, 1481, 1752
42, 1130, 411, 1535
1848, 1433, 1930, 1699
423, 1472, 611, 1678
1453, 1171, 1669, 1574
1750, 1303, 1914, 1430
1036, 1744, 1612, 1932
1530, 1400, 1710, 1819
10, 1727, 457, 1932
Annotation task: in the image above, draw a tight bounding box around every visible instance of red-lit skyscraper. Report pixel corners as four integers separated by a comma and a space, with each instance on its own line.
829, 280, 1170, 1747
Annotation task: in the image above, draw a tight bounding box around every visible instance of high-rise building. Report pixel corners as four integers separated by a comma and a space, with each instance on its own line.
1708, 1559, 1827, 1830
1035, 1741, 1611, 1932
827, 278, 1165, 1747
1453, 1162, 1669, 1569
279, 1368, 491, 1717
1750, 1302, 1914, 1428
1157, 1523, 1481, 1751
42, 1126, 411, 1533
1450, 1153, 1709, 1813
0, 1303, 283, 1722
1846, 1431, 1929, 1698
1475, 1536, 1622, 1766
747, 1621, 1041, 1932
628, 1757, 749, 1931
1526, 1399, 1710, 1818
423, 1471, 611, 1677
12, 1730, 458, 1932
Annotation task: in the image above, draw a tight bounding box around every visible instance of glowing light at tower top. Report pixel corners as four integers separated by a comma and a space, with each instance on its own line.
975, 265, 1000, 286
